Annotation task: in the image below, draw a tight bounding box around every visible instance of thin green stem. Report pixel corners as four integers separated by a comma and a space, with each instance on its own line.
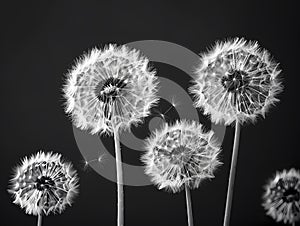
223, 120, 241, 226
113, 126, 124, 226
37, 214, 42, 226
185, 183, 194, 226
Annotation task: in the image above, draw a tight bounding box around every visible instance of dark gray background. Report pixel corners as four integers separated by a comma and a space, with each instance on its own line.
0, 1, 299, 225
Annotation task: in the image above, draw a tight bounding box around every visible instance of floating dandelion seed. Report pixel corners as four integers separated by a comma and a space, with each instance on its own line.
83, 154, 105, 171
190, 37, 282, 125
142, 120, 221, 226
8, 151, 79, 226
190, 37, 283, 226
170, 96, 178, 108
263, 168, 300, 225
63, 44, 159, 226
151, 96, 179, 129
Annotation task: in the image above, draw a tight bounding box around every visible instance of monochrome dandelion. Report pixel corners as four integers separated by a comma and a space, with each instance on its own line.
63, 44, 159, 226
263, 168, 300, 226
8, 151, 79, 226
190, 37, 282, 125
190, 37, 283, 226
63, 44, 159, 135
142, 120, 221, 226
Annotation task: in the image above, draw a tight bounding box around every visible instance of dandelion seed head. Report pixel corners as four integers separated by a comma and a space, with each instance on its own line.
142, 120, 221, 193
263, 168, 300, 224
8, 151, 79, 216
190, 37, 283, 125
63, 44, 159, 135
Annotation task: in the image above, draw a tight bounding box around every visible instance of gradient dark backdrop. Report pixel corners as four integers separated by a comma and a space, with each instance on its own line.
1, 1, 299, 226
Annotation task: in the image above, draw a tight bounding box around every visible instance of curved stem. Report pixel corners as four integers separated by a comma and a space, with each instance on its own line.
113, 127, 124, 226
223, 121, 241, 226
185, 183, 194, 226
37, 214, 42, 226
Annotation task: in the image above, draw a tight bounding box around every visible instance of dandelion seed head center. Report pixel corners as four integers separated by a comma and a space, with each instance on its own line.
95, 77, 127, 103
154, 145, 192, 166
170, 145, 192, 164
273, 177, 300, 203
153, 129, 196, 166
221, 70, 250, 93
283, 187, 300, 202
35, 176, 55, 191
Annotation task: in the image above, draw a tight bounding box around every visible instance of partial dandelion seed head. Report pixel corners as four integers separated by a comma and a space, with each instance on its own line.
63, 44, 159, 135
8, 151, 79, 216
142, 120, 222, 193
190, 37, 283, 125
263, 168, 300, 224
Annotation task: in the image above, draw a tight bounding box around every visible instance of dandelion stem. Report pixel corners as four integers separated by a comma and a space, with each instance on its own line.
113, 126, 124, 226
223, 120, 241, 226
37, 214, 42, 226
185, 183, 194, 226
292, 222, 295, 226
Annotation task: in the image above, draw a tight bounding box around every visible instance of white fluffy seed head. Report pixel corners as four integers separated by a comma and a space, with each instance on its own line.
190, 37, 283, 125
63, 44, 159, 135
262, 168, 300, 224
8, 151, 79, 216
142, 120, 222, 193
